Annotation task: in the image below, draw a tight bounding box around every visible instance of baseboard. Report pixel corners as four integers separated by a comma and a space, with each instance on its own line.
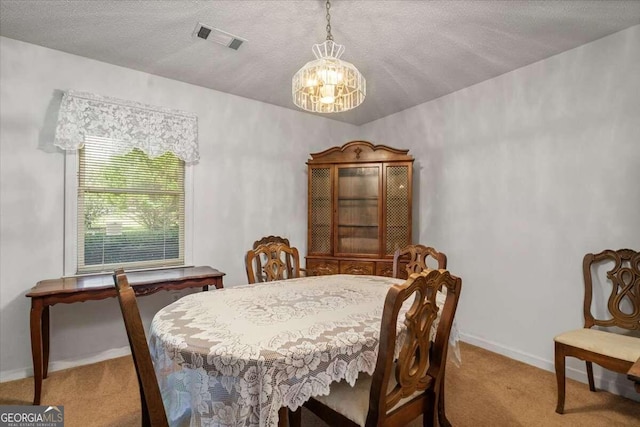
2, 335, 638, 403
459, 332, 640, 402
0, 346, 131, 383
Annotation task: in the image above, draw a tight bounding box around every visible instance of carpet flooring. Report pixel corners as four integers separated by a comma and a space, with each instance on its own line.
1, 342, 638, 426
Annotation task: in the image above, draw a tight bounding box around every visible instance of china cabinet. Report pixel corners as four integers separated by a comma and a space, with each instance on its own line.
306, 141, 414, 276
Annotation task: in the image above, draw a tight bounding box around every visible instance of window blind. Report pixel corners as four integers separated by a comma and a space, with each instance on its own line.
77, 136, 185, 273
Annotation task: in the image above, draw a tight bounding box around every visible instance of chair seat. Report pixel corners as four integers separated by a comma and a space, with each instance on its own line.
312, 372, 425, 427
554, 328, 640, 362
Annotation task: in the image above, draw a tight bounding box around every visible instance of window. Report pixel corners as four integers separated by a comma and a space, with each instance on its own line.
56, 91, 198, 275
66, 136, 188, 274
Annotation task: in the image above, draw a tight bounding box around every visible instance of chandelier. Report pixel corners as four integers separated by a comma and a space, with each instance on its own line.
292, 0, 366, 113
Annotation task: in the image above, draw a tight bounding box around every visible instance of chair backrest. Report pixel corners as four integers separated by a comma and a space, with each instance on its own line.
367, 269, 461, 426
250, 236, 291, 281
583, 249, 640, 331
392, 244, 447, 279
245, 242, 301, 284
252, 235, 290, 249
113, 269, 169, 427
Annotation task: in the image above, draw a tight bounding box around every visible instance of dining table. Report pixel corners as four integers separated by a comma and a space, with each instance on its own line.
148, 274, 460, 427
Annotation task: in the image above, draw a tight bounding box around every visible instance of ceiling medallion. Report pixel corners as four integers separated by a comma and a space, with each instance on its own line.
292, 0, 366, 113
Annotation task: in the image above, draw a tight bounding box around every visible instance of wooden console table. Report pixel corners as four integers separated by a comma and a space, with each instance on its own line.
26, 266, 225, 405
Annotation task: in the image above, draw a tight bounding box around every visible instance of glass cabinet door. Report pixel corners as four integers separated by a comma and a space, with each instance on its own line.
308, 166, 332, 254
336, 165, 381, 255
384, 163, 411, 255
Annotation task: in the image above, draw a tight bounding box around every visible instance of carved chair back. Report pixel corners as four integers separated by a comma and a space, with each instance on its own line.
583, 249, 640, 331
392, 244, 448, 279
113, 269, 169, 427
367, 269, 461, 426
246, 242, 301, 284
251, 236, 291, 280
252, 235, 291, 249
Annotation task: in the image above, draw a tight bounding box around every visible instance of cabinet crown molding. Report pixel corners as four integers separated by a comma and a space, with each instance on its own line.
308, 140, 414, 164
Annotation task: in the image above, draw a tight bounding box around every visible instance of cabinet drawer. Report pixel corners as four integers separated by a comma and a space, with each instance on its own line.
340, 260, 375, 275
306, 259, 339, 276
375, 262, 394, 277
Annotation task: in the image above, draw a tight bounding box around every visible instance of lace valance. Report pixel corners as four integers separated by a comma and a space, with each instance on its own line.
54, 91, 199, 163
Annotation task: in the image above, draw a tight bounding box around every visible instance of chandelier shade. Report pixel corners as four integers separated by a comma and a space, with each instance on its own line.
293, 40, 366, 113
292, 1, 366, 113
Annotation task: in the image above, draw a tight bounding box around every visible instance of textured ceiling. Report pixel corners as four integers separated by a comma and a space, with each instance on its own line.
1, 1, 639, 125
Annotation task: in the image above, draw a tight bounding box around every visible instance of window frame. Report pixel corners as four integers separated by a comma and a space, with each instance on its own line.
63, 147, 194, 276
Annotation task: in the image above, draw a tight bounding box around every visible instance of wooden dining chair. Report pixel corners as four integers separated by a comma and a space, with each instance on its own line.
113, 269, 169, 427
628, 357, 640, 393
392, 244, 447, 279
391, 244, 451, 426
303, 269, 462, 427
250, 236, 292, 282
251, 235, 316, 280
246, 242, 302, 284
554, 249, 640, 414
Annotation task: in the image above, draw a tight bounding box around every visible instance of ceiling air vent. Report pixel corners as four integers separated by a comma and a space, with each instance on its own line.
193, 23, 246, 50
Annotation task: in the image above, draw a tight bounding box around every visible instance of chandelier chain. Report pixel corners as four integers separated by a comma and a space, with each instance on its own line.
292, 0, 366, 113
325, 0, 333, 41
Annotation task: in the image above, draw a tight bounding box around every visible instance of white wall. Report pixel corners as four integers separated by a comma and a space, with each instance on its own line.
361, 25, 640, 398
2, 24, 640, 400
0, 36, 358, 379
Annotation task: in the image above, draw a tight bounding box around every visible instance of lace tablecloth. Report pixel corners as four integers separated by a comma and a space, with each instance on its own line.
149, 274, 458, 427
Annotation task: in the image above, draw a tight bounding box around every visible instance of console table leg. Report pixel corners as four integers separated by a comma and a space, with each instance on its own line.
43, 306, 50, 379
30, 298, 44, 405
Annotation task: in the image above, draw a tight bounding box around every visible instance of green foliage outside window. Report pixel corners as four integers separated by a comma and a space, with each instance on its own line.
80, 144, 184, 270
